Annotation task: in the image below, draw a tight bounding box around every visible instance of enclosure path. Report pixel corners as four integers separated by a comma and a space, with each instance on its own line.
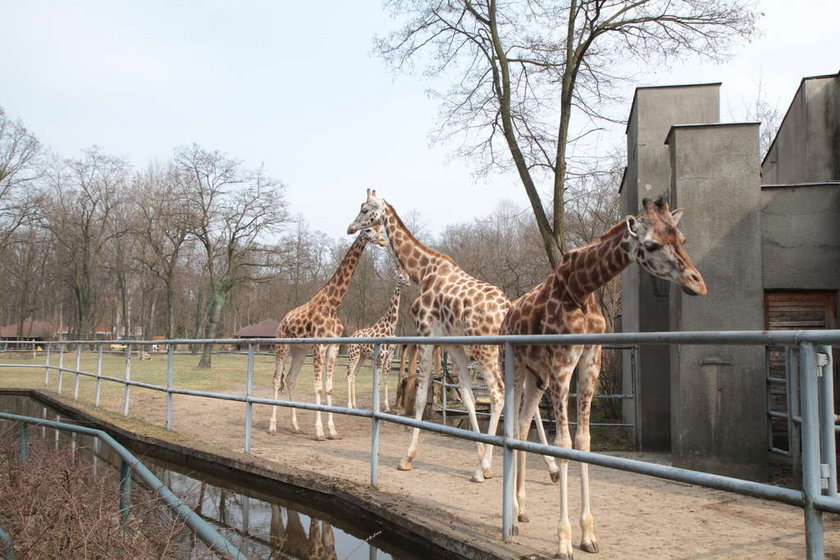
29, 389, 840, 560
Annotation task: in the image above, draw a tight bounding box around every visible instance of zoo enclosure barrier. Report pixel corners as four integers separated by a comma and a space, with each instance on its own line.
432, 345, 637, 437
0, 411, 246, 560
0, 330, 838, 559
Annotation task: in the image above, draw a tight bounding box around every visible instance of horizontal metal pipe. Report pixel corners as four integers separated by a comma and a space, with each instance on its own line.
0, 412, 245, 560
6, 329, 840, 347
369, 411, 805, 508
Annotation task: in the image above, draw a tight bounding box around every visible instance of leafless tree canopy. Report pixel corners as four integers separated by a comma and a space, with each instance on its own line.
375, 0, 757, 265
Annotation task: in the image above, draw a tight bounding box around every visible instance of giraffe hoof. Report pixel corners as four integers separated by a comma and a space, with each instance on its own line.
555, 553, 573, 560
580, 540, 598, 554
327, 433, 341, 440
291, 428, 302, 435
397, 460, 413, 471
549, 469, 560, 483
483, 468, 494, 480
517, 513, 530, 523
314, 434, 326, 442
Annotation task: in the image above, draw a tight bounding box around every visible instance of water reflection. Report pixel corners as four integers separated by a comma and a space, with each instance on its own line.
0, 395, 423, 560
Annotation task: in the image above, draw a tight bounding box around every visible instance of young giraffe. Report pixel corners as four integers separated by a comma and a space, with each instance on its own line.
269, 225, 388, 440
502, 195, 707, 559
347, 189, 559, 482
345, 267, 411, 411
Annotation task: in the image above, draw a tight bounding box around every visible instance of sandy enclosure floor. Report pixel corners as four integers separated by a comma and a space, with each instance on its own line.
104, 385, 840, 560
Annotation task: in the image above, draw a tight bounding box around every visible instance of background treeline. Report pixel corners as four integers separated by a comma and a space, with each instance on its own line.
0, 106, 622, 344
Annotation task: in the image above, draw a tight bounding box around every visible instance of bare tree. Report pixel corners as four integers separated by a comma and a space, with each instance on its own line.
376, 0, 757, 266
41, 148, 131, 339
135, 163, 195, 339
175, 144, 288, 368
0, 106, 43, 256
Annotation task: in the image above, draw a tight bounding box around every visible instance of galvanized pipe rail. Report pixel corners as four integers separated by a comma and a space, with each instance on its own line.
0, 412, 246, 560
1, 329, 839, 559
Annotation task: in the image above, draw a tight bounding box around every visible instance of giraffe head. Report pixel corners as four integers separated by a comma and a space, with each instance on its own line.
360, 223, 388, 247
395, 266, 411, 287
347, 189, 385, 234
626, 194, 707, 296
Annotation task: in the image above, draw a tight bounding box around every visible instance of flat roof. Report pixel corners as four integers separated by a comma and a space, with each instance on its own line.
664, 121, 760, 145
626, 82, 722, 133
760, 71, 840, 168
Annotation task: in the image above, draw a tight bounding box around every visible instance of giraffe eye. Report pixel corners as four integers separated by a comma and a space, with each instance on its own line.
644, 241, 661, 252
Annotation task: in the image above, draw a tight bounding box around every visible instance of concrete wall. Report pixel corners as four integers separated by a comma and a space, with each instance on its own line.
761, 183, 840, 290
666, 123, 767, 480
621, 84, 720, 450
762, 73, 840, 184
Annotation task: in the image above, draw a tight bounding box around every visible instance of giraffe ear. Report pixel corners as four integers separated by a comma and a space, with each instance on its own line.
626, 216, 639, 238
670, 208, 684, 225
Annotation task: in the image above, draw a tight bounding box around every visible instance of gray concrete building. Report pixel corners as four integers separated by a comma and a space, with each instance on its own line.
620, 72, 840, 479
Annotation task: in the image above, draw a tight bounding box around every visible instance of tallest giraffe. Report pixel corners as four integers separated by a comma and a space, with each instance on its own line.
347, 189, 527, 482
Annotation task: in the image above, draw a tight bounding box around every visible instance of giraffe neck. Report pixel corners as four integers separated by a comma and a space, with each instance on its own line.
381, 281, 403, 328
381, 201, 453, 284
318, 233, 369, 309
559, 220, 632, 304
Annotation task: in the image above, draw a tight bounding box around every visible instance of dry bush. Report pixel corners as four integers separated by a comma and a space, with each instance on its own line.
0, 428, 198, 560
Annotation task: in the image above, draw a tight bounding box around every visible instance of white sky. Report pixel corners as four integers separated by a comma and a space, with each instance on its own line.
1, 0, 838, 239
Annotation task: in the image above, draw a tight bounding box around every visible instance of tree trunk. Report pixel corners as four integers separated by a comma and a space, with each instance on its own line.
197, 292, 226, 369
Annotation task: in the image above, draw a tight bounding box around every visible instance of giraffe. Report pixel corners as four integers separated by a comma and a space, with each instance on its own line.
501, 195, 707, 559
346, 189, 559, 483
269, 225, 388, 441
345, 266, 411, 411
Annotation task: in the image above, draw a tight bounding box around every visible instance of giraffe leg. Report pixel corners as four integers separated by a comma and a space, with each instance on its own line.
380, 346, 393, 412
535, 406, 561, 482
324, 343, 340, 439
549, 354, 579, 560
449, 347, 493, 482
284, 348, 307, 434
346, 346, 360, 409
312, 345, 327, 441
576, 344, 601, 554
269, 344, 289, 434
515, 370, 546, 525
398, 343, 433, 471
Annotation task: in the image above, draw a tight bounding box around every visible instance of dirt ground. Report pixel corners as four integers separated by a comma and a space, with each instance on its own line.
79, 383, 836, 560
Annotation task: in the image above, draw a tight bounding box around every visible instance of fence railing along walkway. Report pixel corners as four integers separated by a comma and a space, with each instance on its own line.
0, 330, 838, 559
0, 411, 246, 560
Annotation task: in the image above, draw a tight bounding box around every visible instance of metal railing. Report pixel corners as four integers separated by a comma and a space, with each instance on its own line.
0, 411, 246, 560
434, 345, 637, 437
0, 330, 839, 559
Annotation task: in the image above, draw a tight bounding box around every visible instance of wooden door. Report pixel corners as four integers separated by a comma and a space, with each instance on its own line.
765, 291, 837, 452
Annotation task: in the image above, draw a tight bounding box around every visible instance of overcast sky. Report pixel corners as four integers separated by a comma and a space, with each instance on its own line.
1, 0, 838, 239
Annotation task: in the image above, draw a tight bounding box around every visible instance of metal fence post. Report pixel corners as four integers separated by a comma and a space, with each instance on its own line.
123, 344, 132, 416
19, 423, 28, 462
44, 344, 51, 387
799, 342, 825, 560
73, 344, 82, 401
244, 343, 254, 453
0, 527, 14, 560
788, 347, 802, 480
166, 344, 175, 430
95, 344, 103, 407
818, 345, 836, 496
119, 459, 132, 525
502, 342, 515, 543
371, 343, 382, 488
57, 345, 65, 394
